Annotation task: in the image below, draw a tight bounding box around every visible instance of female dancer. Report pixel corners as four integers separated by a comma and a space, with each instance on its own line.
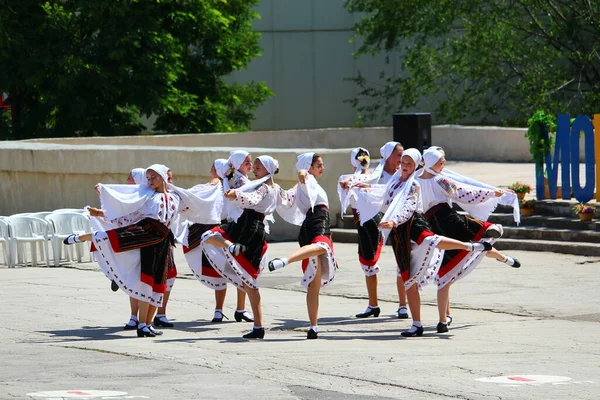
155, 167, 177, 328
122, 168, 146, 331
337, 147, 385, 318
353, 149, 493, 337
65, 164, 191, 337
268, 153, 338, 340
340, 141, 409, 319
180, 158, 241, 322
200, 155, 282, 339
417, 147, 521, 333
224, 150, 255, 323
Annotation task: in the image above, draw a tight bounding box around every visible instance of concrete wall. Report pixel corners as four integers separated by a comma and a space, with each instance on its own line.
0, 142, 353, 240
27, 125, 535, 162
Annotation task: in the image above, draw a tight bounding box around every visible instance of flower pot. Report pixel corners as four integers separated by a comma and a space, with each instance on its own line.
517, 192, 526, 200
578, 213, 593, 221
520, 208, 534, 217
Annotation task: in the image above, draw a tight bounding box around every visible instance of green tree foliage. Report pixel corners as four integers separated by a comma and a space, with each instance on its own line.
344, 0, 600, 126
0, 0, 271, 139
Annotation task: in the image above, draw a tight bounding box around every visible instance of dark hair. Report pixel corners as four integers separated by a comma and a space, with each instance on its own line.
355, 148, 369, 166
225, 170, 234, 180
311, 153, 322, 166
274, 168, 279, 174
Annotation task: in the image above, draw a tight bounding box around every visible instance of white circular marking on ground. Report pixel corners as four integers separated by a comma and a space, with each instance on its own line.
476, 375, 571, 385
26, 390, 127, 398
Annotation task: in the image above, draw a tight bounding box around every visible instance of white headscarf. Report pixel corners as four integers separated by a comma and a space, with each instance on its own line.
296, 152, 315, 172
363, 141, 400, 184
131, 168, 146, 185
420, 147, 520, 224
146, 164, 170, 184
229, 150, 250, 170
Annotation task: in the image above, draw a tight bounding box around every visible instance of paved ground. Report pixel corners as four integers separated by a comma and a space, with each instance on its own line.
2, 241, 599, 400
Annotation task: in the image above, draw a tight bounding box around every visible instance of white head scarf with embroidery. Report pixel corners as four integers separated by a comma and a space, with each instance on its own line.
420, 147, 520, 224
353, 148, 422, 226
225, 155, 280, 223
95, 164, 169, 221
380, 149, 423, 230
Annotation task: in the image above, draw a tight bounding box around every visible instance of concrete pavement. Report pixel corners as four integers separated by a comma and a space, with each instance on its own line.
2, 241, 599, 400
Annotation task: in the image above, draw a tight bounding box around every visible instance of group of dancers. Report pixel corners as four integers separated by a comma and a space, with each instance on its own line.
63, 142, 521, 339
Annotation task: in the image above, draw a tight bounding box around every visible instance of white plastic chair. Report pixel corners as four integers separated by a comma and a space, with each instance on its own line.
6, 216, 51, 268
46, 212, 92, 265
53, 208, 85, 214
0, 218, 11, 267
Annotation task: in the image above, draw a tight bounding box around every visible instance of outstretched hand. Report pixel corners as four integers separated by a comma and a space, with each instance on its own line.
298, 170, 308, 184
225, 189, 237, 199
379, 221, 396, 229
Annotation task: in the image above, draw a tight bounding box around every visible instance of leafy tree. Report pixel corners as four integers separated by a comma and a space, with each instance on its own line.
344, 0, 600, 126
0, 0, 271, 139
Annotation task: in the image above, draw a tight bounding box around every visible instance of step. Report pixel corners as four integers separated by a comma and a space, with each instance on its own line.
330, 228, 600, 256
338, 212, 600, 232
489, 213, 600, 231
502, 226, 600, 243
493, 238, 600, 257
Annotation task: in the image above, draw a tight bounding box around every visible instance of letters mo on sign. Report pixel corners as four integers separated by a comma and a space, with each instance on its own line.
536, 114, 600, 203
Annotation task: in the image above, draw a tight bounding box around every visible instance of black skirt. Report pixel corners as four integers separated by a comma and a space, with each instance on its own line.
185, 222, 218, 271
221, 209, 266, 271
353, 209, 383, 266
106, 217, 174, 294
299, 205, 331, 247
389, 213, 435, 278
424, 203, 490, 267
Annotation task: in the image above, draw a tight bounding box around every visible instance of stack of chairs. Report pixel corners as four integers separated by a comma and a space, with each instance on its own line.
1, 209, 93, 268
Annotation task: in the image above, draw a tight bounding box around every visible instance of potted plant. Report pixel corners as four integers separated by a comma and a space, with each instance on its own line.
519, 199, 535, 217
526, 111, 556, 173
508, 181, 532, 200
573, 202, 595, 221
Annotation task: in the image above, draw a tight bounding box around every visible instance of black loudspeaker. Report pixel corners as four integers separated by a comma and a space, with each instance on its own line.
392, 113, 432, 152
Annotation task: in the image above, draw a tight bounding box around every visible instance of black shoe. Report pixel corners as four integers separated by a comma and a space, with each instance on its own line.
355, 306, 381, 318
148, 325, 163, 336
397, 307, 409, 319
307, 328, 318, 339
446, 315, 453, 327
242, 327, 265, 339
63, 234, 77, 245
229, 243, 247, 257
436, 322, 449, 333
110, 280, 119, 292
268, 258, 284, 272
124, 318, 138, 331
511, 258, 521, 268
234, 311, 254, 322
401, 325, 424, 337
153, 317, 174, 328
474, 240, 493, 251
211, 310, 229, 323
137, 327, 156, 338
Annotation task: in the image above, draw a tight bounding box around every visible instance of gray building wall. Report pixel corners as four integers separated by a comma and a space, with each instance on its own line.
230, 0, 401, 131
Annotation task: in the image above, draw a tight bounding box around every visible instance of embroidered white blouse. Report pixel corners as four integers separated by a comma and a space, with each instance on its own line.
417, 175, 497, 213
